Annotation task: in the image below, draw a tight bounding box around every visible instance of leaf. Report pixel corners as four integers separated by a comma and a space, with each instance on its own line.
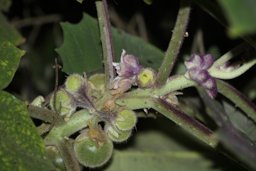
101, 118, 236, 171
56, 14, 164, 75
217, 0, 256, 37
198, 88, 256, 170
223, 100, 256, 142
0, 13, 24, 45
0, 91, 53, 171
56, 14, 103, 75
112, 28, 164, 69
0, 41, 25, 90
0, 0, 11, 11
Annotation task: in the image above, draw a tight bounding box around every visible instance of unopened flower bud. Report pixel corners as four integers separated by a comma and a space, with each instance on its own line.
65, 74, 85, 94
114, 109, 137, 131
50, 89, 75, 117
105, 124, 132, 143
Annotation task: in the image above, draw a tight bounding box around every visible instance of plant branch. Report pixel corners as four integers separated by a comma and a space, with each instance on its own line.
57, 139, 81, 171
156, 0, 191, 85
116, 96, 217, 148
28, 105, 55, 123
154, 99, 217, 147
44, 110, 93, 145
96, 0, 115, 89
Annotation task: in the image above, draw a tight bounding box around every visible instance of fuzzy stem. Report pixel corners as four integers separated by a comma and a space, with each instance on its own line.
44, 109, 93, 145
57, 139, 81, 171
154, 99, 217, 147
28, 105, 55, 123
156, 0, 191, 85
116, 96, 217, 147
96, 0, 115, 90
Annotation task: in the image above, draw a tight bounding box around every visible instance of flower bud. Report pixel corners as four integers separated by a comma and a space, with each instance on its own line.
137, 68, 156, 88
50, 89, 75, 117
65, 74, 85, 94
105, 124, 132, 143
114, 109, 137, 131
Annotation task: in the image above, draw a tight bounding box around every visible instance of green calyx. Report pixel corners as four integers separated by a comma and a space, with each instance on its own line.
105, 124, 132, 143
73, 130, 113, 168
65, 74, 85, 94
50, 89, 75, 116
115, 109, 137, 131
137, 68, 156, 88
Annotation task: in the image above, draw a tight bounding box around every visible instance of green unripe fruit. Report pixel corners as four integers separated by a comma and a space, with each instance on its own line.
46, 146, 66, 171
105, 125, 132, 143
65, 74, 85, 94
115, 109, 137, 131
74, 131, 113, 168
137, 68, 156, 88
50, 89, 75, 116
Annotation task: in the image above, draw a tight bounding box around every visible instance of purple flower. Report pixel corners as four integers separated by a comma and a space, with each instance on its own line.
112, 50, 142, 93
185, 54, 217, 98
113, 50, 141, 78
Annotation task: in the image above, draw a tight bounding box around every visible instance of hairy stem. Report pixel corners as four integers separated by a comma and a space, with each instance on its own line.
96, 0, 115, 89
57, 139, 81, 171
28, 105, 55, 123
116, 96, 217, 147
156, 0, 191, 85
44, 110, 93, 145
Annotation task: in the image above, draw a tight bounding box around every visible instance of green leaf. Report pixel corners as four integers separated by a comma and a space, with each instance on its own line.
223, 100, 256, 142
101, 119, 234, 171
0, 0, 11, 11
56, 14, 164, 75
56, 14, 103, 75
0, 41, 25, 90
0, 13, 24, 45
112, 28, 164, 69
0, 91, 53, 171
218, 0, 256, 37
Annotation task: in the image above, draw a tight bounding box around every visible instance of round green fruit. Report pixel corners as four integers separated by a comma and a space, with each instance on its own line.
115, 109, 137, 131
74, 131, 113, 168
65, 74, 85, 94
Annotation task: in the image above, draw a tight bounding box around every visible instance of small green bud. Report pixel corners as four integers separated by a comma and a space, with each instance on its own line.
115, 109, 137, 131
137, 68, 156, 88
74, 130, 113, 168
31, 95, 45, 107
65, 74, 85, 94
50, 89, 75, 116
88, 74, 105, 90
105, 125, 132, 143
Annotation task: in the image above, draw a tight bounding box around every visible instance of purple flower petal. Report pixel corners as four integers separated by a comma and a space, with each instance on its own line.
185, 54, 203, 69
116, 50, 141, 78
202, 77, 216, 90
201, 54, 214, 70
188, 68, 209, 84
